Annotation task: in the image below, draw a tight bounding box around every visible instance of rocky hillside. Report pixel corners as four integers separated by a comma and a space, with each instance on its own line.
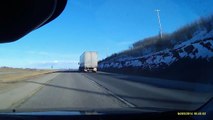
98, 16, 213, 83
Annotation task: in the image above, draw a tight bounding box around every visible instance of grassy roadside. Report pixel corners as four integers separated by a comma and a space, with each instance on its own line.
0, 68, 56, 82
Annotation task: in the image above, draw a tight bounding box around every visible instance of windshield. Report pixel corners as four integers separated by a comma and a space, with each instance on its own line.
0, 0, 212, 117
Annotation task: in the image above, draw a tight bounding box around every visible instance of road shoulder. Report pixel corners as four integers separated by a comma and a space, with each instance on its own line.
0, 73, 59, 111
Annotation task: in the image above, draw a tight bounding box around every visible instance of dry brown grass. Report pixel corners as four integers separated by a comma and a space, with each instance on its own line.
0, 68, 55, 82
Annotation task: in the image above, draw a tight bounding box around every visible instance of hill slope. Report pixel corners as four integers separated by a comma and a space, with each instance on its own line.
98, 15, 213, 83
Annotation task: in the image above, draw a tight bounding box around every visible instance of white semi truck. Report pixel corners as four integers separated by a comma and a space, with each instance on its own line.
79, 51, 98, 72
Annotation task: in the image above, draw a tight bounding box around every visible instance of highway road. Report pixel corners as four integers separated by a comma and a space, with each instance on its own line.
0, 71, 212, 112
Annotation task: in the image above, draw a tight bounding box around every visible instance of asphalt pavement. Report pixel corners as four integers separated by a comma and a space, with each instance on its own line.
0, 71, 212, 112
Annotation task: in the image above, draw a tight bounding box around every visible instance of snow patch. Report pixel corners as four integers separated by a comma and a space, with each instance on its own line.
99, 30, 213, 70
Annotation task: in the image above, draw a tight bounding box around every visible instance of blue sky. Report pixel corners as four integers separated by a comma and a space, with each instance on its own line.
0, 0, 213, 69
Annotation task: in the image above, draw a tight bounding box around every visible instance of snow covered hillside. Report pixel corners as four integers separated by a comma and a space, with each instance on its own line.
99, 30, 213, 70
98, 17, 213, 82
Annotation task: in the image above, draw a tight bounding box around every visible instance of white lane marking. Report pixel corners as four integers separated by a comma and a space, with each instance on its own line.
81, 73, 136, 108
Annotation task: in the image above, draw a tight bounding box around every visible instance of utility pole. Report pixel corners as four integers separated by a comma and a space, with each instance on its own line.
155, 9, 163, 39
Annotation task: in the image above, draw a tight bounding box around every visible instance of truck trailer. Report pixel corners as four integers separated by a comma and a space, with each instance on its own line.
79, 51, 98, 72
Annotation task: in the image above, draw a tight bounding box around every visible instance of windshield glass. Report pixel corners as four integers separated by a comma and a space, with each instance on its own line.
0, 0, 212, 116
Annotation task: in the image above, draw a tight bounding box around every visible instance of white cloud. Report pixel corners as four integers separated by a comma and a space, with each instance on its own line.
26, 51, 49, 56
117, 41, 132, 46
26, 60, 79, 69
26, 50, 80, 59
